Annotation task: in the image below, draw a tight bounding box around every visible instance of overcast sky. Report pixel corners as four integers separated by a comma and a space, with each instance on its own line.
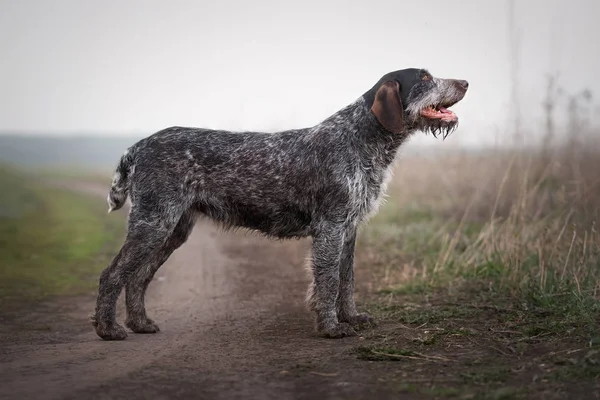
1, 0, 598, 146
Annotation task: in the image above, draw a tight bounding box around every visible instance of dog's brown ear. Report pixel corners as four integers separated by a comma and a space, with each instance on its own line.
370, 81, 404, 134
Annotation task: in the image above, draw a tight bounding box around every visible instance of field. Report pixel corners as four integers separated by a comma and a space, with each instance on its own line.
0, 167, 124, 308
354, 137, 600, 397
1, 136, 599, 399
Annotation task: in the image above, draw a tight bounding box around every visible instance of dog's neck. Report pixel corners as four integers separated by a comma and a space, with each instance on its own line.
314, 97, 414, 168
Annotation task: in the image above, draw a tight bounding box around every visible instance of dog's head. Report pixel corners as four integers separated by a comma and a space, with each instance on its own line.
364, 68, 469, 139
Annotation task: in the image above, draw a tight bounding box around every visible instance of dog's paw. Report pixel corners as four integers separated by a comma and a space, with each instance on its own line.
94, 322, 128, 341
343, 313, 377, 330
126, 317, 160, 334
319, 322, 358, 339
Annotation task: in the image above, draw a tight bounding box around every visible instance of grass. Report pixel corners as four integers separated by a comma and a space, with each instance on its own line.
0, 165, 125, 307
359, 139, 600, 314
354, 134, 600, 398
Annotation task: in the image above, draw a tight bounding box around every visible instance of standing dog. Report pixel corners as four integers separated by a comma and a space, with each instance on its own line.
93, 68, 468, 340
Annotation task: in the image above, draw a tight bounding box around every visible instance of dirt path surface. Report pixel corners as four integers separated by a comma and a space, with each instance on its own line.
0, 182, 401, 400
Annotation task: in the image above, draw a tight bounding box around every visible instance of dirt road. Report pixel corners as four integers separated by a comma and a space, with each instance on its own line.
0, 182, 401, 400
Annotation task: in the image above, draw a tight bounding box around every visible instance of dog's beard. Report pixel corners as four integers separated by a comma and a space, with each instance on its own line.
406, 112, 459, 140
423, 119, 458, 140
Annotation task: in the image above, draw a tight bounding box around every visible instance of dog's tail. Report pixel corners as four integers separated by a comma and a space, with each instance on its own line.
107, 146, 136, 213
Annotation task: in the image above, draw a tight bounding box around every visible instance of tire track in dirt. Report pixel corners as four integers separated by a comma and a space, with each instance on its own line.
0, 181, 401, 400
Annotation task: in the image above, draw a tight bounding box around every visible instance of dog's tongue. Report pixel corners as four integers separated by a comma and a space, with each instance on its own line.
439, 106, 451, 114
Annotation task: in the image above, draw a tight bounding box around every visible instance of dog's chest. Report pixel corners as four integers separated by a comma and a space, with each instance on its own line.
346, 164, 393, 220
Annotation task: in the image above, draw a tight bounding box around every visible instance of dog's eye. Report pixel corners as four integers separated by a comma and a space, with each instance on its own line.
422, 75, 431, 81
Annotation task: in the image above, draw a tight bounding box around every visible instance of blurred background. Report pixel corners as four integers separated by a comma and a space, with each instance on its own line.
1, 0, 599, 167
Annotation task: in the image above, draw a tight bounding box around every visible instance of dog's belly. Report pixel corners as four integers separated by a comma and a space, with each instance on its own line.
194, 199, 312, 239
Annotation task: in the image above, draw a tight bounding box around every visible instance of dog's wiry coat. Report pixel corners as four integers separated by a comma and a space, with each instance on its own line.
93, 68, 468, 340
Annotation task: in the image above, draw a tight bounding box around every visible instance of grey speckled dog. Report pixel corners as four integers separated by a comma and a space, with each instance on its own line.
92, 68, 469, 341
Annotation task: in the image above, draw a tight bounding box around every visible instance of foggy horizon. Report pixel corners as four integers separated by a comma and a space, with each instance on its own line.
1, 0, 599, 147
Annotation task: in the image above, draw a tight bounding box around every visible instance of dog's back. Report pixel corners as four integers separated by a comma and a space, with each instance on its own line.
110, 124, 359, 238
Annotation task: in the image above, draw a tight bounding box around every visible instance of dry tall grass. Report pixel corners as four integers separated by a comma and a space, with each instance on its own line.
360, 133, 600, 309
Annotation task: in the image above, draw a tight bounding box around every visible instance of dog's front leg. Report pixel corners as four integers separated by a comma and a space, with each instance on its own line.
307, 222, 357, 338
337, 227, 376, 329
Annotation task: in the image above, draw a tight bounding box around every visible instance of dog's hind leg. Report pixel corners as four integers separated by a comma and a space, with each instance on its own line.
124, 210, 196, 334
336, 227, 376, 329
92, 204, 184, 341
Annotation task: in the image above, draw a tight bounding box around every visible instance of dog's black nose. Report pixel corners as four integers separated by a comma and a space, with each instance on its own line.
457, 80, 469, 90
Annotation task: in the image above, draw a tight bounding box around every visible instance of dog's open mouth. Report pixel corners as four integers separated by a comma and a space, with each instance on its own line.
420, 104, 458, 122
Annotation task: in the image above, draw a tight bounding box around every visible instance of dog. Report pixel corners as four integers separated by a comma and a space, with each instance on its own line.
92, 68, 468, 340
